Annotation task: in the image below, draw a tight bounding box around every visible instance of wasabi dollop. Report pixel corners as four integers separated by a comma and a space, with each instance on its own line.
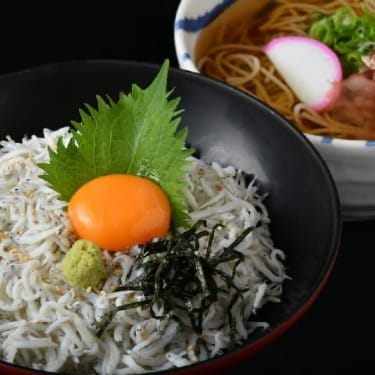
61, 239, 107, 289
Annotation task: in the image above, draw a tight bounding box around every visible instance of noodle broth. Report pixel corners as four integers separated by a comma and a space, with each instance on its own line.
195, 0, 375, 140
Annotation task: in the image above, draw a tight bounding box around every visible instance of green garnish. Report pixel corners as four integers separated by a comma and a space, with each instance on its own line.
97, 220, 254, 338
61, 239, 107, 289
39, 60, 194, 228
309, 5, 375, 75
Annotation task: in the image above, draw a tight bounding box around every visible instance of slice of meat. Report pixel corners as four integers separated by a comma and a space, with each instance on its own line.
324, 69, 375, 130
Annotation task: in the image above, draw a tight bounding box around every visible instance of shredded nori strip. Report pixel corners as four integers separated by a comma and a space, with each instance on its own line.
97, 220, 254, 338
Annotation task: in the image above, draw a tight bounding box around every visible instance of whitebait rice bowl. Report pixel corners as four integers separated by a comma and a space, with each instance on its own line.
0, 127, 289, 374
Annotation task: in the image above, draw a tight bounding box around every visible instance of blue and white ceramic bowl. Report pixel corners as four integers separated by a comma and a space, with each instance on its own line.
174, 0, 375, 221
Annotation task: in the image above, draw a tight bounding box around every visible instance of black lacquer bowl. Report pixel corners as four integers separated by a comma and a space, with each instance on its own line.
0, 60, 341, 375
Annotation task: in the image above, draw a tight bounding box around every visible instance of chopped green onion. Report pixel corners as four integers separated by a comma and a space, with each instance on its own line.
309, 5, 375, 75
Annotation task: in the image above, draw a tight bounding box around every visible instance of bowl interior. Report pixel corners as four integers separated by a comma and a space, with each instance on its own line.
174, 0, 267, 72
175, 0, 375, 222
0, 60, 341, 374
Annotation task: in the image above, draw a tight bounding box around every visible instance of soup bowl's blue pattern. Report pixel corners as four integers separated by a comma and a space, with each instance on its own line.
174, 0, 375, 221
174, 0, 235, 72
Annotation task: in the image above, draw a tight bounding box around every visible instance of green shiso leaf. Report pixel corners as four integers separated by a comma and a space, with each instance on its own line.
38, 60, 194, 228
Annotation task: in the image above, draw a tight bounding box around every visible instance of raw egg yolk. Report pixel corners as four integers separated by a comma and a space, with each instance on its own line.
68, 174, 171, 251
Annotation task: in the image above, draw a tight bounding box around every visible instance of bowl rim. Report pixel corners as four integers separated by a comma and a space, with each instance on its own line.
174, 0, 375, 146
307, 133, 375, 148
0, 58, 342, 374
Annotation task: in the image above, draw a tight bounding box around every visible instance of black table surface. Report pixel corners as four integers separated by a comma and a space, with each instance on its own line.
0, 2, 374, 374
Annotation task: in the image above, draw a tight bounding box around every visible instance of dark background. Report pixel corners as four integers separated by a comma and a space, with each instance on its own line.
0, 2, 374, 374
0, 2, 179, 75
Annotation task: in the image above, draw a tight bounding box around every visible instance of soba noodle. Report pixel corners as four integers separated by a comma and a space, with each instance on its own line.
196, 0, 375, 140
0, 128, 288, 374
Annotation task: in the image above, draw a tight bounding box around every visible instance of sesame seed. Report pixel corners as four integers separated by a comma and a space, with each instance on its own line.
9, 247, 19, 255
55, 286, 64, 295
